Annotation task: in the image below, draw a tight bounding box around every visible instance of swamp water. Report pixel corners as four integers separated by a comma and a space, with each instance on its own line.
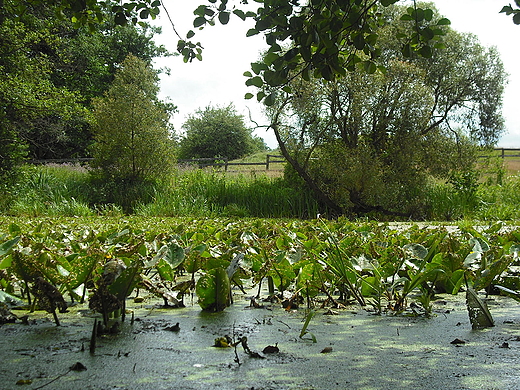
1, 292, 520, 390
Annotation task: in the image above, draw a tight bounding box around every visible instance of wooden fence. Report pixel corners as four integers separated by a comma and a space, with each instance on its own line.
177, 154, 285, 171
486, 148, 520, 158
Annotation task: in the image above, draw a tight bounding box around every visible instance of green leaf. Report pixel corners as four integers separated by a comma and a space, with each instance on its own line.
246, 28, 259, 37
514, 13, 520, 25
424, 8, 434, 21
193, 17, 206, 28
245, 76, 263, 88
363, 60, 377, 74
436, 18, 451, 26
380, 0, 399, 6
195, 268, 230, 311
186, 30, 195, 39
420, 27, 435, 41
264, 92, 276, 106
0, 254, 12, 271
256, 91, 266, 101
403, 243, 428, 259
419, 45, 432, 58
218, 11, 230, 25
233, 9, 246, 21
245, 92, 254, 99
401, 43, 412, 58
0, 236, 20, 256
353, 33, 365, 50
162, 242, 185, 268
251, 62, 267, 74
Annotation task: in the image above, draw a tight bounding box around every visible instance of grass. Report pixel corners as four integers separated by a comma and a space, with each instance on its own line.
2, 152, 520, 221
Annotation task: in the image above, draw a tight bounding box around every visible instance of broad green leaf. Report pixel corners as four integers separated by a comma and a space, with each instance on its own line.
218, 11, 230, 25
163, 242, 185, 268
436, 18, 451, 26
363, 60, 377, 74
193, 17, 206, 27
0, 254, 12, 271
233, 9, 246, 21
419, 45, 432, 58
256, 91, 266, 101
251, 62, 267, 74
264, 92, 276, 106
245, 76, 263, 88
403, 243, 428, 260
246, 28, 259, 37
156, 258, 175, 281
245, 92, 254, 99
196, 268, 230, 311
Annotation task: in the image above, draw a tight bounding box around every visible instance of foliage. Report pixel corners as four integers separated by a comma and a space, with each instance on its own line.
0, 1, 169, 169
189, 0, 451, 104
89, 54, 176, 210
501, 2, 520, 24
7, 162, 520, 221
262, 4, 505, 218
0, 217, 518, 321
8, 1, 518, 106
179, 104, 263, 160
0, 13, 85, 177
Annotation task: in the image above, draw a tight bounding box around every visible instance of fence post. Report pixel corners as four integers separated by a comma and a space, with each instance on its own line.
501, 148, 505, 158
266, 155, 270, 170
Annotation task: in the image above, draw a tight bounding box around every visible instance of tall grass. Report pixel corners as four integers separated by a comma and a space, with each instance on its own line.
3, 162, 520, 221
5, 164, 95, 217
135, 168, 320, 218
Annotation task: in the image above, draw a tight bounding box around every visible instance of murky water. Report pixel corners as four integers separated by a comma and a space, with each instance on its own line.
1, 292, 520, 390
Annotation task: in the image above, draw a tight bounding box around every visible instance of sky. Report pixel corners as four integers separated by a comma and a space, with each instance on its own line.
152, 1, 519, 149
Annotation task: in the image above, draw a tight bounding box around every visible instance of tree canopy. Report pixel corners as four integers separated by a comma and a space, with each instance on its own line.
0, 0, 169, 175
179, 104, 263, 160
12, 1, 516, 105
263, 4, 506, 217
90, 54, 175, 183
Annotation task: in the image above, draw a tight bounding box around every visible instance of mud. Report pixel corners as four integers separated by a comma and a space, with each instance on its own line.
1, 292, 520, 390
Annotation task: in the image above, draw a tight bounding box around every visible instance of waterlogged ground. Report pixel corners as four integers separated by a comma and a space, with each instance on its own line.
1, 292, 520, 390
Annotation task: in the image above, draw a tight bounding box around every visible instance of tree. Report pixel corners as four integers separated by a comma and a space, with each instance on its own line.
179, 104, 262, 160
0, 1, 170, 166
9, 1, 517, 100
0, 9, 86, 178
90, 54, 175, 183
264, 4, 506, 217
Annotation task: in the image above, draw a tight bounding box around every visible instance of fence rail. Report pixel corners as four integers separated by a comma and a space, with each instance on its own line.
486, 148, 520, 158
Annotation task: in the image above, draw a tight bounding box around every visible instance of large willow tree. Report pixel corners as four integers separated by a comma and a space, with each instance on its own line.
264, 4, 506, 218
